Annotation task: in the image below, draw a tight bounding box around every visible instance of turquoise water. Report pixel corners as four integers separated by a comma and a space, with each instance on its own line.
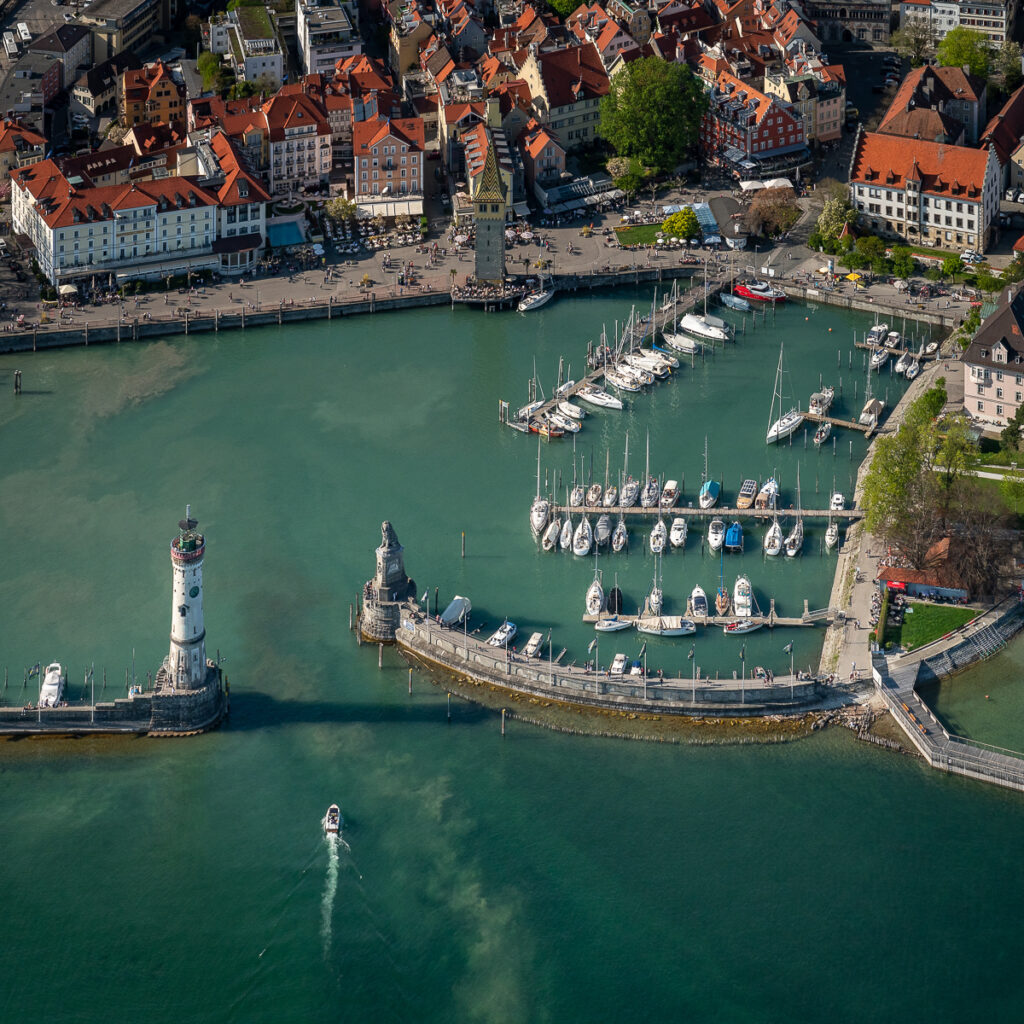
5, 293, 1022, 1023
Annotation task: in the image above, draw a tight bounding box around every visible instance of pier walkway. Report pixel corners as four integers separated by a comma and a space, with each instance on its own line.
581, 598, 836, 628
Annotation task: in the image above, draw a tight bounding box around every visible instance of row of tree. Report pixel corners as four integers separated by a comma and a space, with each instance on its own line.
891, 23, 1022, 88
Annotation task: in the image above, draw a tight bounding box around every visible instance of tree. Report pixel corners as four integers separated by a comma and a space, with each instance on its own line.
598, 58, 707, 172
197, 51, 220, 91
661, 208, 699, 239
975, 269, 1001, 298
891, 15, 938, 66
326, 196, 357, 222
548, 0, 577, 17
839, 250, 867, 271
934, 414, 979, 499
745, 186, 800, 236
184, 14, 203, 49
941, 255, 964, 281
999, 466, 1024, 516
816, 194, 856, 241
1000, 404, 1024, 452
994, 40, 1024, 91
891, 245, 915, 278
228, 80, 258, 100
937, 27, 991, 77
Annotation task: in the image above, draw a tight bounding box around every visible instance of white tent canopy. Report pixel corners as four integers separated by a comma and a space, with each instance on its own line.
739, 180, 764, 191
763, 177, 794, 190
58, 284, 78, 296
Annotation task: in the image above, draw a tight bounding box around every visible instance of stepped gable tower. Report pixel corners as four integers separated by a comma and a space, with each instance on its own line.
472, 141, 508, 287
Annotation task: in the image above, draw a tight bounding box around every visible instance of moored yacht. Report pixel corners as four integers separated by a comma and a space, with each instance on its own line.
669, 517, 688, 548
734, 279, 786, 302
763, 517, 783, 557
755, 477, 779, 509
585, 574, 606, 616
39, 662, 64, 708
690, 584, 709, 618
736, 479, 757, 509
708, 518, 726, 551
577, 385, 623, 409
487, 620, 518, 647
679, 311, 733, 343
573, 516, 593, 556
733, 575, 754, 617
660, 480, 680, 509
650, 518, 667, 554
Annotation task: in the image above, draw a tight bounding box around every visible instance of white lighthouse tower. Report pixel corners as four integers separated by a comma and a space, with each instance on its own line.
165, 505, 207, 689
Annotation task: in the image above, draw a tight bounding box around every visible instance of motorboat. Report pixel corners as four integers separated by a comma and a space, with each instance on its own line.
595, 514, 612, 547
886, 330, 902, 349
487, 620, 518, 647
734, 280, 786, 302
733, 575, 754, 617
573, 516, 593, 556
554, 380, 576, 398
529, 419, 562, 439
518, 284, 555, 311
585, 574, 606, 616
649, 347, 679, 369
586, 483, 604, 507
557, 400, 585, 420
809, 387, 835, 416
595, 615, 633, 633
830, 491, 845, 511
866, 324, 889, 346
660, 480, 680, 509
708, 518, 726, 551
544, 410, 579, 434
895, 350, 911, 374
619, 362, 654, 387
755, 478, 779, 510
736, 479, 757, 509
661, 327, 702, 355
723, 619, 763, 635
640, 477, 661, 508
724, 521, 743, 553
764, 517, 783, 557
813, 420, 832, 447
624, 351, 671, 379
541, 517, 561, 551
870, 347, 889, 371
690, 584, 709, 618
559, 513, 573, 551
39, 663, 64, 708
324, 804, 341, 834
784, 519, 803, 558
523, 632, 544, 658
860, 397, 884, 427
925, 341, 939, 356
612, 518, 628, 552
604, 367, 642, 392
825, 520, 840, 551
439, 595, 472, 627
650, 518, 668, 554
620, 478, 640, 507
720, 291, 752, 312
767, 408, 805, 444
669, 517, 688, 548
905, 359, 921, 381
577, 385, 623, 409
698, 479, 720, 509
609, 653, 627, 675
679, 311, 732, 343
636, 616, 696, 637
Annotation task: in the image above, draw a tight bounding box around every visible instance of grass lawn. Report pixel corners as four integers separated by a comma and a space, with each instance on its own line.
615, 224, 664, 245
891, 602, 976, 651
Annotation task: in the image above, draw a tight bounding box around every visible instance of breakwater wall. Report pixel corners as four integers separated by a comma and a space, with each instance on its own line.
394, 603, 821, 717
783, 282, 957, 329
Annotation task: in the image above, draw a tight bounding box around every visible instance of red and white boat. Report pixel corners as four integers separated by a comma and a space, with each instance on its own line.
733, 280, 786, 302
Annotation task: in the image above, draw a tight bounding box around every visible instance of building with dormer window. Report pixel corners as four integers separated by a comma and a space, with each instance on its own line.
962, 285, 1024, 426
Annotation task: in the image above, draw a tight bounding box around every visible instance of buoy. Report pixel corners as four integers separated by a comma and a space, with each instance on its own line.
828, 328, 832, 332
805, 317, 809, 321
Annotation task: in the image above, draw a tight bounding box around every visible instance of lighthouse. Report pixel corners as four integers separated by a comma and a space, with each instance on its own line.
166, 505, 207, 689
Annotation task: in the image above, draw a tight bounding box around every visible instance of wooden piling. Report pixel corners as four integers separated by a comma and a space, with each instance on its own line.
501, 708, 506, 736
378, 643, 383, 669
408, 667, 412, 694
461, 530, 466, 557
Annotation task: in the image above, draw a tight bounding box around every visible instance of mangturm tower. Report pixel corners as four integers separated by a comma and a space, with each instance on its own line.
165, 505, 207, 689
360, 521, 415, 642
472, 140, 508, 287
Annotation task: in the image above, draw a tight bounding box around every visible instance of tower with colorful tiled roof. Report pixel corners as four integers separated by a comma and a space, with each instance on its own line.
472, 140, 507, 286
166, 505, 208, 689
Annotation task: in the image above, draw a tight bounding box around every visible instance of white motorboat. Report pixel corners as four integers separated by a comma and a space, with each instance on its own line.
905, 359, 921, 381
895, 350, 911, 374
825, 520, 839, 550
830, 491, 845, 511
733, 575, 754, 617
624, 351, 670, 380
559, 513, 574, 551
734, 279, 785, 302
660, 480, 680, 509
809, 386, 835, 416
814, 420, 831, 447
611, 517, 628, 553
324, 804, 341, 834
554, 379, 576, 398
636, 616, 696, 637
577, 385, 623, 409
679, 311, 732, 343
764, 517, 783, 557
439, 595, 472, 627
572, 516, 593, 556
595, 615, 633, 632
886, 330, 902, 349
557, 399, 585, 420
669, 517, 688, 548
650, 518, 667, 554
541, 517, 561, 551
518, 285, 555, 312
870, 347, 889, 371
925, 340, 939, 356
523, 632, 544, 658
723, 619, 763, 635
609, 653, 627, 675
766, 342, 804, 443
585, 574, 606, 616
595, 514, 612, 547
720, 291, 752, 312
544, 410, 579, 433
605, 367, 642, 392
487, 620, 518, 647
866, 324, 889, 346
755, 477, 779, 509
690, 584, 709, 618
708, 518, 726, 551
38, 662, 64, 708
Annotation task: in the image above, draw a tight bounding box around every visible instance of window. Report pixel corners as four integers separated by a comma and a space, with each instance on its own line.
978, 400, 985, 412
998, 404, 1004, 416
997, 387, 1004, 398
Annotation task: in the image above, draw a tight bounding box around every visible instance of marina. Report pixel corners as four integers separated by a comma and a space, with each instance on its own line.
542, 503, 863, 521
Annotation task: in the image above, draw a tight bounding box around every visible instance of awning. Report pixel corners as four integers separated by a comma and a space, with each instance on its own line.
58, 283, 78, 296
739, 180, 764, 191
845, 272, 861, 281
512, 202, 531, 217
764, 177, 793, 189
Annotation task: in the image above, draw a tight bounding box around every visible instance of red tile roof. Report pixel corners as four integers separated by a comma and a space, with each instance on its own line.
850, 131, 991, 199
981, 84, 1024, 166
352, 117, 425, 157
534, 43, 609, 107
0, 118, 45, 155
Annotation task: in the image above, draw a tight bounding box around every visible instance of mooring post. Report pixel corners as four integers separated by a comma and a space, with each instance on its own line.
434, 586, 439, 615
447, 691, 451, 722
349, 603, 353, 630
461, 530, 466, 558
408, 667, 412, 695
378, 643, 383, 669
501, 708, 506, 736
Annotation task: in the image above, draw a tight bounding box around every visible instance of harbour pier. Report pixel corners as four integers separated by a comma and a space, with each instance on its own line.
547, 503, 863, 521
581, 598, 835, 628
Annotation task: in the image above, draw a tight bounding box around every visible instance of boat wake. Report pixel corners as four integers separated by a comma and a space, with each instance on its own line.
321, 827, 352, 958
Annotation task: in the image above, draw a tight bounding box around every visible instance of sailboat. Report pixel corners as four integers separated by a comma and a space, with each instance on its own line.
636, 615, 696, 637
585, 568, 606, 616
620, 432, 639, 507
679, 259, 733, 343
559, 499, 574, 551
715, 552, 730, 615
518, 272, 555, 311
570, 453, 585, 507
825, 517, 839, 551
640, 433, 660, 507
764, 515, 783, 556
541, 515, 561, 551
529, 439, 549, 536
611, 515, 628, 552
577, 383, 623, 409
602, 451, 617, 507
784, 466, 803, 558
860, 361, 885, 427
595, 513, 612, 547
661, 283, 702, 354
646, 561, 663, 616
766, 342, 805, 444
650, 517, 667, 554
698, 436, 720, 508
572, 515, 593, 557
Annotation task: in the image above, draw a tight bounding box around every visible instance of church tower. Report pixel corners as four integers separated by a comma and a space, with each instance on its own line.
166, 505, 207, 689
472, 137, 508, 286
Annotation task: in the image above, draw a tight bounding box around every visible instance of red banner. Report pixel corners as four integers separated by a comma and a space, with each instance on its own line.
886, 580, 906, 591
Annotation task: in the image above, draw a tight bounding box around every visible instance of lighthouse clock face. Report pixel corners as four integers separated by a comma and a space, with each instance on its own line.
189, 586, 200, 598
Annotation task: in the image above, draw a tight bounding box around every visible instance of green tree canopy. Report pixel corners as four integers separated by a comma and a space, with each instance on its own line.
815, 194, 856, 241
326, 196, 358, 221
661, 208, 699, 239
891, 15, 937, 66
547, 0, 577, 17
598, 58, 707, 172
937, 27, 991, 77
994, 40, 1024, 91
890, 245, 915, 278
942, 255, 965, 280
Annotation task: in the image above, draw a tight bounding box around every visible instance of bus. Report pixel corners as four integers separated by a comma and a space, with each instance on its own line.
3, 33, 18, 60
16, 23, 31, 44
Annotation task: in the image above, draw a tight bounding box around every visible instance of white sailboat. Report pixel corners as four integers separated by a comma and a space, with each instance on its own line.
825, 518, 839, 551
620, 432, 639, 507
611, 516, 628, 553
518, 273, 555, 311
766, 342, 805, 444
572, 516, 593, 557
577, 384, 623, 409
595, 513, 612, 547
559, 504, 574, 551
636, 615, 696, 637
650, 517, 667, 554
784, 466, 803, 558
529, 439, 549, 536
602, 451, 617, 507
646, 561, 663, 616
640, 433, 660, 507
541, 515, 561, 551
763, 516, 783, 557
585, 569, 606, 616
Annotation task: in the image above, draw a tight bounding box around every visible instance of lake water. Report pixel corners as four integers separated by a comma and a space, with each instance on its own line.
4, 291, 1021, 1023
